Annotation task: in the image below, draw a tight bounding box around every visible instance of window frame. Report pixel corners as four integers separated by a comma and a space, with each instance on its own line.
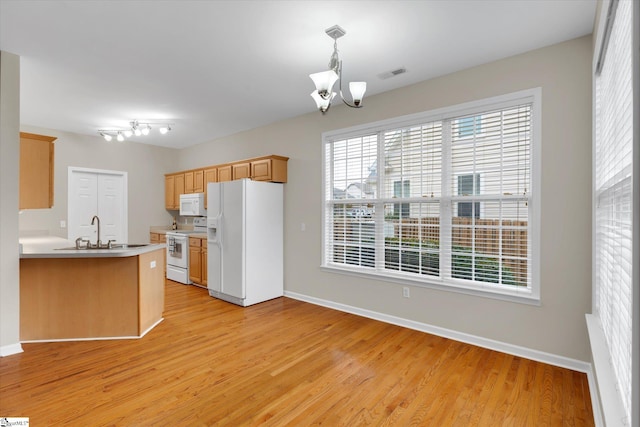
321, 88, 541, 304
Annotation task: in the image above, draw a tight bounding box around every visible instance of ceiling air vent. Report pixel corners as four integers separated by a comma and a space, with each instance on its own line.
378, 67, 407, 80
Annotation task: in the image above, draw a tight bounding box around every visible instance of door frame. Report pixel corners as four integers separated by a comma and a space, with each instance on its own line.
67, 166, 128, 242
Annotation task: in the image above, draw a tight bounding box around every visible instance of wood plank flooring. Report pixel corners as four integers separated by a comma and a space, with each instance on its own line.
1, 280, 594, 426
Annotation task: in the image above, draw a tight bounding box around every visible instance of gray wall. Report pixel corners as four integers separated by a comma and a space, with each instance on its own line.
18, 126, 178, 243
0, 51, 21, 354
179, 36, 593, 361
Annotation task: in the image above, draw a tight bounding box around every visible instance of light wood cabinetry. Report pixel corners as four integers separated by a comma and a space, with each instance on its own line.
202, 244, 208, 286
184, 169, 204, 194
20, 132, 56, 209
193, 169, 204, 193
165, 173, 185, 209
251, 156, 288, 182
165, 155, 288, 211
20, 248, 165, 340
218, 165, 232, 182
165, 175, 176, 209
149, 232, 167, 244
204, 168, 218, 206
185, 171, 194, 194
188, 236, 207, 286
232, 162, 251, 180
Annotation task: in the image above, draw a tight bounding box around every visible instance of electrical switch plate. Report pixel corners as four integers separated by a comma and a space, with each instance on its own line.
301, 222, 306, 232
60, 220, 66, 228
403, 287, 410, 298
150, 260, 156, 269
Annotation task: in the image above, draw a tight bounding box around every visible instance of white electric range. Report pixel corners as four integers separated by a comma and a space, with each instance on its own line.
166, 217, 207, 284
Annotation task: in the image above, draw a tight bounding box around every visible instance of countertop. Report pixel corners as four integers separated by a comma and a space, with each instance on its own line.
19, 236, 165, 259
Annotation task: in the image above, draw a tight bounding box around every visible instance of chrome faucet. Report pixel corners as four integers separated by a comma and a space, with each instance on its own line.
91, 215, 101, 248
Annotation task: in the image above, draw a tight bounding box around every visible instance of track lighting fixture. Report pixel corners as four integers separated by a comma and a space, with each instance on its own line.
309, 25, 367, 114
98, 120, 173, 142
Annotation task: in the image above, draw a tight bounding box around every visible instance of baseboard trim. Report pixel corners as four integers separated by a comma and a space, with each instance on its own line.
284, 291, 591, 373
20, 318, 164, 344
0, 342, 24, 357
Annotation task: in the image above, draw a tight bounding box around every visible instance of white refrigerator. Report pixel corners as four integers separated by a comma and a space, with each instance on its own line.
206, 179, 283, 306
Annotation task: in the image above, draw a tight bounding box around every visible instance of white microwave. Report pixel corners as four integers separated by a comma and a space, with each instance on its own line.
179, 193, 206, 216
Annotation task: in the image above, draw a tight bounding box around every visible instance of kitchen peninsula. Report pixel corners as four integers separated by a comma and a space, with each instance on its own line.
19, 237, 166, 342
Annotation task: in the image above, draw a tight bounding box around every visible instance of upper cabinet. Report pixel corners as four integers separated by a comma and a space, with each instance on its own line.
217, 165, 232, 182
232, 162, 250, 180
20, 132, 56, 209
251, 156, 288, 182
165, 173, 185, 210
165, 155, 288, 210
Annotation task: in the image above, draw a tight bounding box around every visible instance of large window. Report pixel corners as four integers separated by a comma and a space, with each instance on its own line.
591, 0, 636, 424
323, 89, 540, 301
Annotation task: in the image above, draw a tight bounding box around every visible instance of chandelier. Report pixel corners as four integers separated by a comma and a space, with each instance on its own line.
309, 25, 367, 114
98, 120, 173, 142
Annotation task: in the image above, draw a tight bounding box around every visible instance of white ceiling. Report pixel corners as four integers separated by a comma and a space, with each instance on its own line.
0, 0, 596, 149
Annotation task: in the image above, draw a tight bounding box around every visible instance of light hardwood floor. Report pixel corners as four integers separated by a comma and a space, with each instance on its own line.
1, 280, 594, 426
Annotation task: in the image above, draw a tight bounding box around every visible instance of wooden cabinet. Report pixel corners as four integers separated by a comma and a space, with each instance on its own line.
251, 156, 288, 182
202, 244, 208, 286
165, 176, 176, 209
164, 155, 288, 211
218, 165, 232, 182
20, 132, 56, 209
232, 162, 251, 180
165, 173, 185, 209
149, 232, 167, 244
193, 169, 204, 193
184, 169, 204, 194
185, 171, 194, 194
188, 236, 207, 286
204, 167, 217, 206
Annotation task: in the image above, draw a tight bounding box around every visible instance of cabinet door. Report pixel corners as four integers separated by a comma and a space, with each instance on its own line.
202, 244, 208, 286
233, 162, 250, 180
193, 170, 205, 193
251, 159, 271, 181
218, 165, 232, 182
204, 168, 217, 207
189, 246, 202, 283
174, 174, 185, 208
165, 175, 175, 209
20, 132, 56, 209
184, 171, 195, 194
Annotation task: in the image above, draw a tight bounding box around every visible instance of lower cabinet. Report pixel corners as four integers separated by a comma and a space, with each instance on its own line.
189, 236, 207, 286
149, 232, 167, 276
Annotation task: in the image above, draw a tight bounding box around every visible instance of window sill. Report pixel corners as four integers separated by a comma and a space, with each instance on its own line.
320, 263, 541, 306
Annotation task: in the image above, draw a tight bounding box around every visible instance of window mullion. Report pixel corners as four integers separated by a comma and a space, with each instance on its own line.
375, 130, 385, 271
441, 119, 452, 280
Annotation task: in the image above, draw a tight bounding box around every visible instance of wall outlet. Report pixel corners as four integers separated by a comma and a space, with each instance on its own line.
403, 287, 410, 298
150, 260, 156, 269
60, 220, 66, 228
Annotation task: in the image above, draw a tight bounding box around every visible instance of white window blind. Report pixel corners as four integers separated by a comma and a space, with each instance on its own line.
594, 0, 634, 422
323, 90, 539, 301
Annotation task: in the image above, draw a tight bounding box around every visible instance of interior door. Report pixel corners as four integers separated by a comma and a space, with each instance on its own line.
68, 171, 98, 241
68, 168, 127, 244
98, 174, 125, 243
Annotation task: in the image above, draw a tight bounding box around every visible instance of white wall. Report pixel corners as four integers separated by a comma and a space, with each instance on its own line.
18, 126, 178, 243
0, 51, 22, 356
179, 36, 593, 362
